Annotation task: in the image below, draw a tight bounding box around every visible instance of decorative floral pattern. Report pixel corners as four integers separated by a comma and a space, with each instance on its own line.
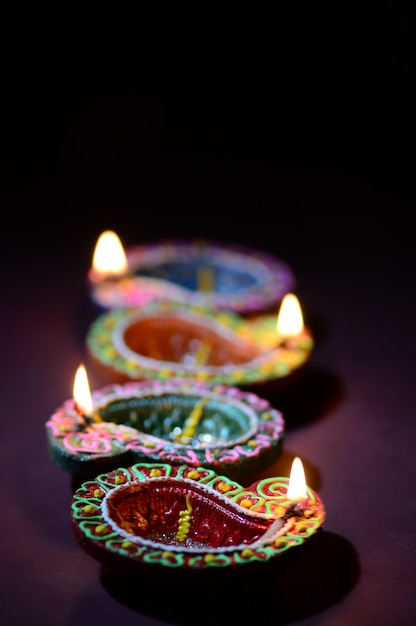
46, 378, 285, 480
86, 301, 314, 388
71, 462, 325, 570
88, 240, 296, 314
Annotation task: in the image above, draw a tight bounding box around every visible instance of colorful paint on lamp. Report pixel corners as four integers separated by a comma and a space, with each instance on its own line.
46, 367, 286, 481
87, 232, 296, 315
85, 296, 313, 389
70, 457, 325, 572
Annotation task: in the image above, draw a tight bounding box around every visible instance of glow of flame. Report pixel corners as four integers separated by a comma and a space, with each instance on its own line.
286, 457, 308, 502
91, 230, 128, 279
73, 364, 93, 417
276, 293, 304, 336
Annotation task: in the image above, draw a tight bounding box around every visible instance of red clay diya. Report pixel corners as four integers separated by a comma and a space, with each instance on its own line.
88, 237, 296, 315
46, 378, 285, 481
71, 461, 325, 572
86, 300, 314, 389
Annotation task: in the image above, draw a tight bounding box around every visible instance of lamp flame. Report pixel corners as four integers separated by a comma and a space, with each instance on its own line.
91, 230, 128, 280
276, 293, 304, 336
286, 457, 308, 502
73, 364, 93, 417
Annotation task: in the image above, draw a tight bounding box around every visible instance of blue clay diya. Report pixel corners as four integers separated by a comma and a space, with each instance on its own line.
88, 239, 295, 315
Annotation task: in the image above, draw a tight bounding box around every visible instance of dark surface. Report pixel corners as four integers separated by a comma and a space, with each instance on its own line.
1, 30, 416, 625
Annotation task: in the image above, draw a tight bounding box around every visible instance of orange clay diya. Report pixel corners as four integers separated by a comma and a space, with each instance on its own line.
86, 299, 314, 389
71, 459, 325, 572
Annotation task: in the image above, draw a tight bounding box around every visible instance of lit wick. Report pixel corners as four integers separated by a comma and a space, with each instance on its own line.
73, 364, 101, 423
259, 456, 313, 544
90, 230, 129, 283
276, 293, 304, 344
282, 456, 312, 520
287, 456, 308, 502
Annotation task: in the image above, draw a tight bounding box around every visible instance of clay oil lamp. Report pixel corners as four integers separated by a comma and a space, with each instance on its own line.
85, 293, 313, 390
46, 365, 285, 481
71, 456, 325, 573
87, 231, 296, 315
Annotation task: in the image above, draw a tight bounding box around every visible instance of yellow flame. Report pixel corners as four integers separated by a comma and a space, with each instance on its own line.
73, 364, 93, 417
91, 230, 128, 279
276, 293, 304, 336
286, 457, 308, 502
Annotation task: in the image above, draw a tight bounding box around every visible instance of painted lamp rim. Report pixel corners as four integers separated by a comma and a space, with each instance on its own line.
71, 461, 326, 571
86, 301, 314, 389
88, 239, 296, 314
46, 378, 285, 480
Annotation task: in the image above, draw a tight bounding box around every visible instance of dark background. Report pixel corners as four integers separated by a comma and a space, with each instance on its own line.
2, 17, 415, 254
2, 17, 416, 626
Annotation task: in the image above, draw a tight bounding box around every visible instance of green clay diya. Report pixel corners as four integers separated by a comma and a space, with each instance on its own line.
46, 378, 285, 481
86, 300, 314, 389
71, 461, 325, 572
